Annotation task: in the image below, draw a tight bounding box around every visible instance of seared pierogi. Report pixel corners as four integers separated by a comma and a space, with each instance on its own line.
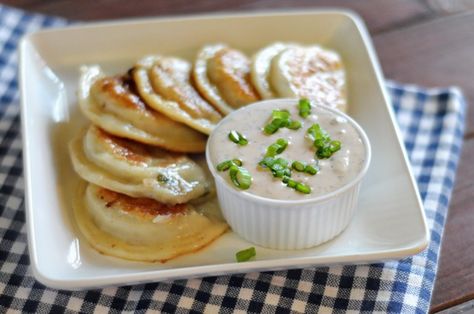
69, 126, 208, 204
251, 42, 297, 99
79, 65, 207, 152
133, 56, 222, 135
269, 45, 346, 112
193, 44, 259, 114
73, 182, 229, 262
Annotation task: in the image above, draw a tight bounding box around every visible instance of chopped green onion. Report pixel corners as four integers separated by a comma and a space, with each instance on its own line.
217, 160, 234, 171
265, 143, 280, 157
263, 122, 280, 135
229, 165, 252, 190
216, 159, 243, 171
272, 109, 291, 120
263, 109, 301, 134
157, 174, 169, 183
232, 159, 243, 166
259, 157, 291, 178
236, 247, 256, 262
304, 164, 318, 175
316, 139, 341, 159
217, 159, 252, 189
274, 168, 291, 178
258, 156, 274, 168
295, 182, 311, 194
307, 124, 328, 142
283, 178, 311, 194
287, 120, 302, 130
331, 140, 341, 151
298, 98, 312, 118
292, 161, 306, 172
265, 138, 288, 157
307, 124, 341, 159
276, 138, 288, 151
228, 130, 248, 146
264, 118, 288, 134
287, 179, 297, 189
291, 161, 318, 175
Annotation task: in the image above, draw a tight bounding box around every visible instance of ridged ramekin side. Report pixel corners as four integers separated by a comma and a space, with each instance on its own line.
216, 182, 361, 250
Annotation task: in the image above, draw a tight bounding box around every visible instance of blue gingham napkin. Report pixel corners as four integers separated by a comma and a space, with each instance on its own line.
0, 4, 467, 313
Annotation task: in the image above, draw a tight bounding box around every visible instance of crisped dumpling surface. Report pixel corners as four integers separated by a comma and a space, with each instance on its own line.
79, 65, 207, 152
73, 182, 229, 262
193, 44, 259, 114
270, 45, 346, 112
69, 126, 208, 204
133, 56, 222, 135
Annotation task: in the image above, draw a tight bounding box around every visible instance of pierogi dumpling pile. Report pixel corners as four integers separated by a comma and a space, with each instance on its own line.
69, 41, 346, 262
192, 42, 346, 113
70, 64, 229, 263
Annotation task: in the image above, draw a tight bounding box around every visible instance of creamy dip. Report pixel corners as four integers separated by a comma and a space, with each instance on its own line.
208, 99, 368, 200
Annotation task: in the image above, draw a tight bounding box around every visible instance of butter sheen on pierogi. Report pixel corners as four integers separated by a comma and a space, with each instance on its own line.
251, 43, 346, 112
78, 65, 207, 152
69, 126, 208, 204
133, 56, 222, 135
73, 182, 228, 262
193, 44, 260, 115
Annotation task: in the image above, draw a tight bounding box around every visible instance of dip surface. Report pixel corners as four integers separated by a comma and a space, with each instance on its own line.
208, 99, 367, 200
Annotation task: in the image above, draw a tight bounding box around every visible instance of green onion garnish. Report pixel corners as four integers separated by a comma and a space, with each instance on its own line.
264, 118, 288, 134
217, 160, 237, 171
307, 124, 341, 159
263, 122, 280, 135
236, 247, 256, 262
286, 178, 297, 189
265, 138, 288, 157
259, 157, 291, 178
229, 165, 252, 190
291, 161, 318, 175
287, 120, 302, 130
283, 178, 311, 194
304, 164, 319, 175
276, 138, 288, 150
295, 182, 311, 194
265, 143, 280, 157
228, 130, 248, 146
157, 174, 169, 183
298, 98, 312, 118
272, 109, 290, 120
217, 159, 252, 189
232, 159, 243, 166
263, 109, 302, 134
216, 159, 243, 171
291, 161, 306, 172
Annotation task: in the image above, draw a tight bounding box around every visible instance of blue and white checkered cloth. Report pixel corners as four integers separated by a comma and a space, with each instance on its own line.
0, 4, 467, 313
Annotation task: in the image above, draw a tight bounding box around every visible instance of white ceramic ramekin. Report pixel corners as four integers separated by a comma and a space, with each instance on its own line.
206, 99, 371, 250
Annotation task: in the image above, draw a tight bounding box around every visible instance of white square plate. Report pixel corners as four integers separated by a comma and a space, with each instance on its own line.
19, 10, 429, 290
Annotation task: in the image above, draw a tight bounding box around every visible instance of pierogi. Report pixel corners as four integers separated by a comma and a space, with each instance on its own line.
133, 56, 222, 135
69, 126, 208, 204
251, 42, 298, 99
78, 65, 207, 152
251, 43, 346, 112
73, 182, 229, 262
193, 44, 260, 114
